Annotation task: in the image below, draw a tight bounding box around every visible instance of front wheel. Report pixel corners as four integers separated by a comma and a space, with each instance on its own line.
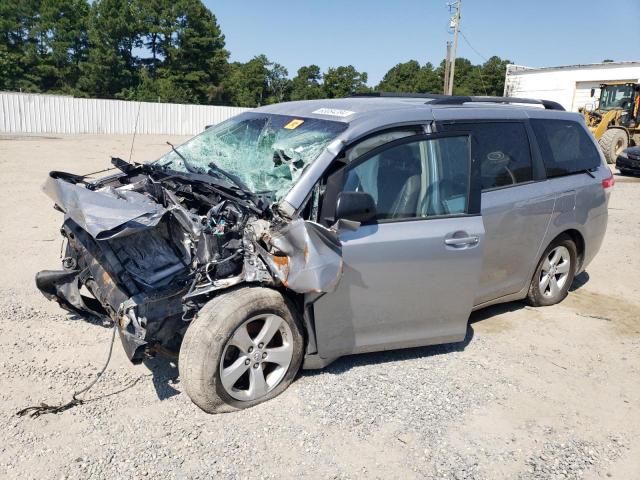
179, 287, 304, 414
526, 235, 577, 307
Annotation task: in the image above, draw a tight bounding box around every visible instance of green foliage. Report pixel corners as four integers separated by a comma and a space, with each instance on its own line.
0, 0, 511, 106
323, 65, 369, 98
377, 60, 441, 94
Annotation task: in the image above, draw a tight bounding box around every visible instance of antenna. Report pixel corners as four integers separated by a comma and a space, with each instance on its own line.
128, 101, 142, 162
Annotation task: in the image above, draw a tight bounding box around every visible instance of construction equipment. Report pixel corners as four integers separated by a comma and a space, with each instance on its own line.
582, 82, 640, 163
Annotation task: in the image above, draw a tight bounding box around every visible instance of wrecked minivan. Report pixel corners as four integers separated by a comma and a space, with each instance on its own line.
38, 95, 611, 413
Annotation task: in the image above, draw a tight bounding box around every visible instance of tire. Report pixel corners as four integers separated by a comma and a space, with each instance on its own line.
526, 235, 577, 307
599, 129, 628, 164
179, 287, 304, 414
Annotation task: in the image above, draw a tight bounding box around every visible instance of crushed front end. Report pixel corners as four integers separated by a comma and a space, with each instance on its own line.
37, 163, 342, 363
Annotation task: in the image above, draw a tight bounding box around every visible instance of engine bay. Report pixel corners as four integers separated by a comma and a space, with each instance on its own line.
37, 160, 343, 362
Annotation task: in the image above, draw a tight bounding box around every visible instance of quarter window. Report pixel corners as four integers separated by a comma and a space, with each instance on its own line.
342, 136, 471, 220
441, 122, 534, 190
530, 119, 601, 177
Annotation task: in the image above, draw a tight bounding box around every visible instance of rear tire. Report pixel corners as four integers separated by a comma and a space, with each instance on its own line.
179, 287, 304, 414
599, 129, 628, 164
526, 235, 577, 307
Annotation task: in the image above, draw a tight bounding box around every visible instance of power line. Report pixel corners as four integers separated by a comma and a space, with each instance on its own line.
460, 31, 489, 62
459, 30, 488, 96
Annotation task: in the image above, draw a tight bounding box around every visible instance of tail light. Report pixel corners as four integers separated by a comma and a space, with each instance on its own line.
602, 170, 615, 189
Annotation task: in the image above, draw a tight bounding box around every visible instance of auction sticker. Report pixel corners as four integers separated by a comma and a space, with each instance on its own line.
284, 119, 304, 129
312, 108, 356, 118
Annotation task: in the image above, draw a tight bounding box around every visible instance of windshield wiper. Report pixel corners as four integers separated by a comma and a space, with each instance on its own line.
166, 141, 200, 174
207, 162, 254, 195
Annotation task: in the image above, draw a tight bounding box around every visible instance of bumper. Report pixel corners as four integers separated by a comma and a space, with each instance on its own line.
35, 268, 150, 362
616, 155, 640, 174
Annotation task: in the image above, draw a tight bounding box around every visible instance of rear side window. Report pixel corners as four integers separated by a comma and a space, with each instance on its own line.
530, 119, 601, 177
441, 122, 533, 190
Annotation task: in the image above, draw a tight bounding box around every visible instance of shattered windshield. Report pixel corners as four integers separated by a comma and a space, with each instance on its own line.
154, 112, 348, 200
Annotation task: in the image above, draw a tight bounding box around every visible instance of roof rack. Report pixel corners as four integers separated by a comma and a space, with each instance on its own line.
428, 95, 565, 111
348, 92, 565, 111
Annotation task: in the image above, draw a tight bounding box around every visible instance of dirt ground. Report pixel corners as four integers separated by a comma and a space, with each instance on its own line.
0, 134, 638, 479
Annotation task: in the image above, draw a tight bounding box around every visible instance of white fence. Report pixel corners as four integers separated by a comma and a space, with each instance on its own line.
0, 92, 248, 135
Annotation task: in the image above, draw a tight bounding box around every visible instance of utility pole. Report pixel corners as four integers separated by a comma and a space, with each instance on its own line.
446, 0, 461, 95
443, 41, 451, 94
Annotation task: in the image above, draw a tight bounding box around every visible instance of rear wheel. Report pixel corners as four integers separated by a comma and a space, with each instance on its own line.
179, 287, 304, 413
526, 235, 577, 307
599, 129, 628, 164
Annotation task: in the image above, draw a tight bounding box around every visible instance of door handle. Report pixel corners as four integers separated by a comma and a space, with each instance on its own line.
444, 235, 479, 246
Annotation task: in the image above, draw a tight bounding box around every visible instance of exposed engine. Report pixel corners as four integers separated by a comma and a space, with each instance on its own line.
37, 162, 342, 362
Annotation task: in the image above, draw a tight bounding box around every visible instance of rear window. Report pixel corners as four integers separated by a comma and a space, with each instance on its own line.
530, 119, 601, 177
440, 122, 533, 190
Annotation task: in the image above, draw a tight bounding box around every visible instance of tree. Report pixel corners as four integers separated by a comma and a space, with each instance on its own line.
159, 0, 228, 103
265, 62, 290, 104
376, 60, 441, 94
480, 56, 511, 96
223, 55, 270, 107
34, 0, 90, 93
290, 65, 323, 100
137, 0, 173, 76
0, 0, 42, 92
323, 65, 369, 98
78, 0, 142, 98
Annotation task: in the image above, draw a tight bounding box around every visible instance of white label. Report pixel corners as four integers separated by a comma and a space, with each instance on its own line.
311, 108, 356, 118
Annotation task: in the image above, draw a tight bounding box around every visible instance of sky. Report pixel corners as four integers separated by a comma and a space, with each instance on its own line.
207, 0, 640, 86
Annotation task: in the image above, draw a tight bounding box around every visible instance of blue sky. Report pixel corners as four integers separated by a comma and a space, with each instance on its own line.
208, 0, 640, 86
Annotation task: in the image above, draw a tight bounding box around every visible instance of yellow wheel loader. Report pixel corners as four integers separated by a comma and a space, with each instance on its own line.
583, 82, 640, 164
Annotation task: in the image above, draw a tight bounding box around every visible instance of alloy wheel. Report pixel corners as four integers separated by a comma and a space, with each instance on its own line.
219, 314, 293, 401
539, 246, 571, 298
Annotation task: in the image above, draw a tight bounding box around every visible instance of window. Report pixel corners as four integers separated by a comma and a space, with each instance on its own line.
441, 122, 533, 190
341, 136, 470, 220
530, 119, 601, 177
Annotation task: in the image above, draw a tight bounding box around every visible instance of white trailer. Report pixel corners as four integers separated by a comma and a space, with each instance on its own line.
504, 61, 640, 112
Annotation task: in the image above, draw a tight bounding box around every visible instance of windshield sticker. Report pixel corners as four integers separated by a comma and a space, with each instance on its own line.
312, 108, 356, 118
284, 119, 304, 130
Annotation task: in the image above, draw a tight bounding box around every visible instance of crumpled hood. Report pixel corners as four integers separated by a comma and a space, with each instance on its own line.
43, 174, 166, 240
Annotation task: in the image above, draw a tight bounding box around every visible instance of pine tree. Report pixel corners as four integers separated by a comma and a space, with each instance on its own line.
159, 0, 228, 104
34, 0, 89, 93
290, 65, 323, 101
0, 0, 41, 92
78, 0, 142, 98
322, 65, 369, 98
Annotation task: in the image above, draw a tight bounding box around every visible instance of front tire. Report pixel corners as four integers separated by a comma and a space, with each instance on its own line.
599, 129, 628, 164
179, 287, 304, 414
526, 235, 577, 307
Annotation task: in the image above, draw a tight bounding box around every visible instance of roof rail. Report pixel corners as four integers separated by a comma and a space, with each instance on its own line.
349, 92, 439, 99
428, 95, 566, 111
348, 92, 565, 111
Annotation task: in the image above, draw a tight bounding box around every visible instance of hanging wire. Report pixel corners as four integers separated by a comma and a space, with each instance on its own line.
460, 30, 489, 96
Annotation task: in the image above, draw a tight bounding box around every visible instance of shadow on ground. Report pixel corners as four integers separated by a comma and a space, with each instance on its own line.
142, 356, 180, 400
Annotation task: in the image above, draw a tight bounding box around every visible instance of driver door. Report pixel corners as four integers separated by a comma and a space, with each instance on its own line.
312, 133, 484, 359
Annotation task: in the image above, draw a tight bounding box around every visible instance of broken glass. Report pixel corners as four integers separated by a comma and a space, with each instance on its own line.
155, 112, 348, 200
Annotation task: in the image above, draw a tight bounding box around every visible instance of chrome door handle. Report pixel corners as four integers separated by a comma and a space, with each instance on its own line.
445, 236, 479, 246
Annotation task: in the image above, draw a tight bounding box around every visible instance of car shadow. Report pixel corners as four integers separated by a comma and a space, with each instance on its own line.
570, 271, 590, 292
142, 355, 181, 400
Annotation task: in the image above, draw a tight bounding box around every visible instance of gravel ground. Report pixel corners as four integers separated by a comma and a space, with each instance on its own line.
0, 134, 638, 479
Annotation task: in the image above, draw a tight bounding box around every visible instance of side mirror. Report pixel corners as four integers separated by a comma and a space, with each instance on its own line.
335, 191, 376, 223
590, 88, 595, 98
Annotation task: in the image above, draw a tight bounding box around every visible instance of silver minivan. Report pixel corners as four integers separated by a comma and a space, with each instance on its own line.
38, 95, 613, 413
